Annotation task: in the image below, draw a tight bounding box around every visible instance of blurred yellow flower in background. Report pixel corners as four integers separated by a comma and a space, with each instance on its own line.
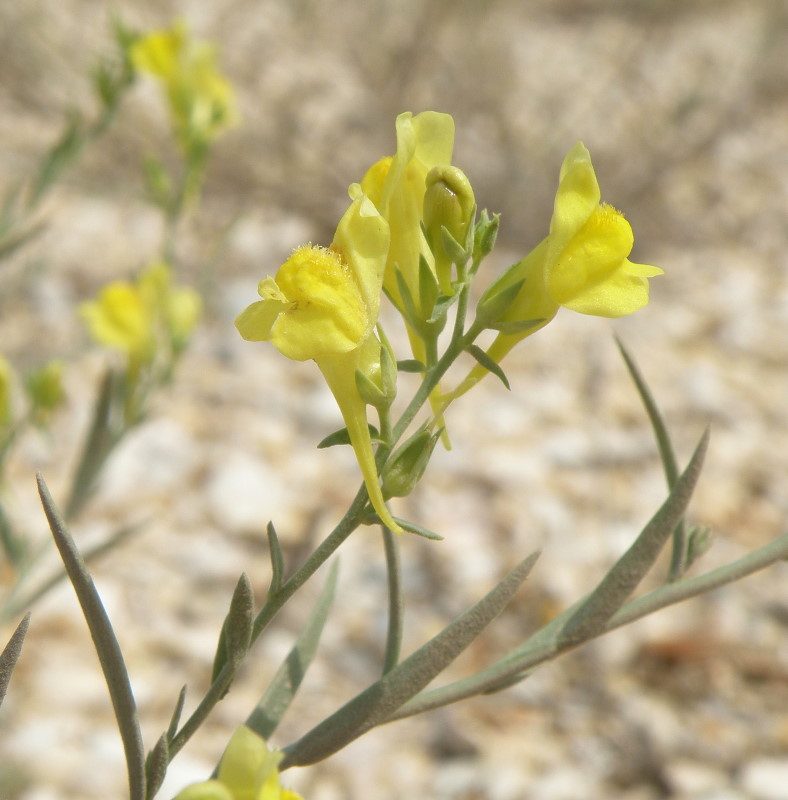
130, 20, 238, 150
0, 356, 14, 427
80, 262, 201, 365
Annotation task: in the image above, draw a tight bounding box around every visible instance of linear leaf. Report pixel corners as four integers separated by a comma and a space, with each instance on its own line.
37, 474, 145, 800
267, 522, 285, 596
555, 427, 709, 647
165, 685, 187, 742
0, 612, 30, 709
246, 560, 339, 740
281, 552, 539, 768
465, 344, 510, 390
616, 337, 688, 580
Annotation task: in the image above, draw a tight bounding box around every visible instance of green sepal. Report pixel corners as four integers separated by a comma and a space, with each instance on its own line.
393, 266, 420, 329
396, 359, 426, 373
428, 291, 459, 325
475, 277, 525, 327
317, 423, 381, 449
377, 325, 398, 402
465, 344, 511, 390
473, 210, 500, 264
245, 561, 339, 740
440, 225, 469, 266
418, 254, 439, 318
381, 426, 441, 499
355, 368, 388, 409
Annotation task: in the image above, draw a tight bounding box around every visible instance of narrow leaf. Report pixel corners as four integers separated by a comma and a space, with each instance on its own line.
393, 267, 420, 328
391, 517, 444, 541
616, 337, 688, 580
37, 474, 145, 800
317, 424, 380, 449
267, 522, 285, 596
166, 685, 188, 742
281, 552, 540, 768
144, 734, 169, 800
0, 613, 30, 709
466, 344, 510, 390
556, 428, 709, 647
246, 560, 339, 740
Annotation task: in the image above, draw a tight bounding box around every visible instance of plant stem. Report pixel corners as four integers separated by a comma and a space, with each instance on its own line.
381, 526, 403, 674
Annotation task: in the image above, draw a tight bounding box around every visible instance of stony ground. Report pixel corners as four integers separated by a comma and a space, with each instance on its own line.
1, 1, 787, 799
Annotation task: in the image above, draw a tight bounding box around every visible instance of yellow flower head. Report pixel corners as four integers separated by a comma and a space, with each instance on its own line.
360, 110, 454, 313
236, 193, 404, 533
453, 142, 663, 401
80, 282, 156, 363
130, 20, 238, 149
80, 262, 200, 365
173, 726, 303, 800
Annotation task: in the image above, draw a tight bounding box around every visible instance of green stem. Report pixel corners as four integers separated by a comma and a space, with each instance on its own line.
381, 526, 403, 674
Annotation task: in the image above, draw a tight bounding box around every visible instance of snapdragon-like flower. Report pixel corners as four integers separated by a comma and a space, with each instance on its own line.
360, 110, 454, 320
235, 192, 404, 534
173, 726, 303, 800
130, 20, 238, 151
455, 141, 663, 398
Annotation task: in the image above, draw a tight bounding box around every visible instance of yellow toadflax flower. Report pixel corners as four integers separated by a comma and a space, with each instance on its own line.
173, 726, 303, 800
453, 141, 663, 399
130, 20, 238, 150
235, 192, 404, 534
80, 262, 201, 366
360, 110, 454, 320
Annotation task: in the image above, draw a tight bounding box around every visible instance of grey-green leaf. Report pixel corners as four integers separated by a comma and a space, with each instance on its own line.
0, 612, 30, 709
267, 522, 285, 596
281, 551, 539, 768
246, 560, 339, 740
37, 474, 146, 800
465, 344, 510, 390
556, 428, 709, 648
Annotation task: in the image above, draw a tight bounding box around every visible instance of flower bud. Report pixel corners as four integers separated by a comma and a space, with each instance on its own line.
25, 361, 65, 424
423, 166, 476, 294
381, 426, 440, 499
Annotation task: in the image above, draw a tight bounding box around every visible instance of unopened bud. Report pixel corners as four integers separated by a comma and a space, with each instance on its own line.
423, 166, 476, 294
381, 427, 440, 499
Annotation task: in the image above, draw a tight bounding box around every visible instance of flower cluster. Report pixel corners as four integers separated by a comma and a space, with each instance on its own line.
236, 111, 662, 537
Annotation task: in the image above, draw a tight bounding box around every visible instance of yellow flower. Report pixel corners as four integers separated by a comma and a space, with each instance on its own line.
130, 20, 238, 149
360, 110, 454, 317
80, 282, 156, 363
80, 262, 201, 364
173, 726, 303, 800
139, 261, 202, 350
236, 193, 404, 534
454, 142, 662, 399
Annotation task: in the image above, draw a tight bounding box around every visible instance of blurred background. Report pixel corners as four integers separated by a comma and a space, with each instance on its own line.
1, 0, 787, 798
